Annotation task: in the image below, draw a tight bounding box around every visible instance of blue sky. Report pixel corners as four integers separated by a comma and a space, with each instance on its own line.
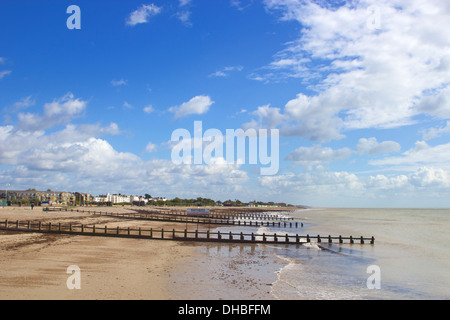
1, 0, 450, 207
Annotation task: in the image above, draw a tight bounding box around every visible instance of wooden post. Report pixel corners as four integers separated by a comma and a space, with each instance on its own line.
70, 224, 72, 232
38, 221, 41, 231
207, 230, 210, 239
27, 221, 30, 230
251, 233, 255, 242
59, 223, 61, 232
93, 225, 96, 233
184, 229, 187, 238
350, 236, 354, 244
274, 233, 278, 242
218, 231, 221, 240
263, 233, 266, 242
105, 226, 108, 234
139, 227, 141, 236
4, 219, 7, 229
328, 235, 332, 243
240, 232, 244, 241
285, 234, 289, 243
296, 234, 299, 243
360, 236, 364, 244
173, 229, 175, 238
128, 227, 130, 235
16, 220, 19, 229
317, 235, 321, 243
161, 228, 164, 239
306, 234, 310, 243
229, 232, 233, 240
48, 222, 52, 231
371, 236, 375, 245
339, 235, 343, 244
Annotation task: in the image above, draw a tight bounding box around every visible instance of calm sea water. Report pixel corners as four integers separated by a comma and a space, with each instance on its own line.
271, 207, 450, 300
170, 208, 450, 300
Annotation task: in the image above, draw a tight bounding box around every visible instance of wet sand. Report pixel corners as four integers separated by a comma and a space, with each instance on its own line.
0, 205, 296, 300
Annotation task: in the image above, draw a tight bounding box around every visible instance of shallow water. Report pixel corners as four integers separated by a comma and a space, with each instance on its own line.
273, 208, 450, 299
169, 208, 450, 300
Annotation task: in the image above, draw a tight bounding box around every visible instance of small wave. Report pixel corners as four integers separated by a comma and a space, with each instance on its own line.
303, 242, 322, 250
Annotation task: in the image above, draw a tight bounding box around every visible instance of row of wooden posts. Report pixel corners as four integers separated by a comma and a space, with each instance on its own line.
42, 208, 300, 228
43, 207, 294, 221
0, 219, 374, 245
91, 210, 302, 229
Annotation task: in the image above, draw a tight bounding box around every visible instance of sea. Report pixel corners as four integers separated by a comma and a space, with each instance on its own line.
169, 208, 450, 300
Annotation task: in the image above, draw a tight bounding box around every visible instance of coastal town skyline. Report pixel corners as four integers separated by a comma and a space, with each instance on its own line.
1, 1, 450, 208
0, 187, 292, 207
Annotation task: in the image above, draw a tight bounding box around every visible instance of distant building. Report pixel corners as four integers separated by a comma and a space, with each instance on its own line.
0, 190, 77, 205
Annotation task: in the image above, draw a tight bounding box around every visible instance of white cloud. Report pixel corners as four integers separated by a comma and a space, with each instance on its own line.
286, 145, 352, 168
258, 166, 450, 207
422, 121, 450, 140
123, 101, 134, 109
143, 105, 155, 114
247, 0, 450, 142
176, 10, 191, 25
145, 142, 157, 153
17, 92, 87, 131
126, 3, 162, 26
10, 96, 36, 111
209, 66, 244, 78
179, 0, 192, 6
356, 137, 401, 155
111, 79, 128, 86
169, 95, 214, 119
369, 141, 450, 170
0, 70, 11, 79
409, 167, 450, 188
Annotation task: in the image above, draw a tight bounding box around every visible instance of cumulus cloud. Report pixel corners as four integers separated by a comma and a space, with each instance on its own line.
370, 141, 450, 170
143, 105, 155, 114
258, 166, 450, 206
16, 92, 87, 131
245, 0, 450, 142
169, 95, 214, 119
145, 142, 157, 153
356, 137, 401, 155
286, 145, 352, 168
126, 3, 162, 26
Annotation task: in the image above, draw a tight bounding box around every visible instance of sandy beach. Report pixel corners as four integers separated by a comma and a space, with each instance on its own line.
0, 205, 295, 300
0, 206, 199, 299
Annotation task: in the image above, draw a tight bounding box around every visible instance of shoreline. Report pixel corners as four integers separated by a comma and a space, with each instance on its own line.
0, 205, 299, 300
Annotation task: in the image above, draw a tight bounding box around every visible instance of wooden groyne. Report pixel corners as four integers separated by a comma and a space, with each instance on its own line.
0, 219, 375, 245
42, 208, 300, 228
43, 207, 295, 221
90, 210, 301, 229
132, 209, 294, 221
